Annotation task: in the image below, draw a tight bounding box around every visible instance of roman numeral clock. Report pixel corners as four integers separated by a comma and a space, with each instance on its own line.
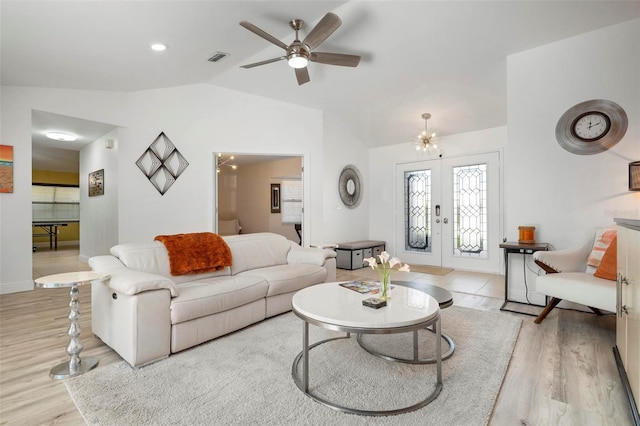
555, 99, 628, 155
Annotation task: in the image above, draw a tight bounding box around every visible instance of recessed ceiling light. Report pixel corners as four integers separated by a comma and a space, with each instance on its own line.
151, 43, 167, 52
46, 132, 76, 141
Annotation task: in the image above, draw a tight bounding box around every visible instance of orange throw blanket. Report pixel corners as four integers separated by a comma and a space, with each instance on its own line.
154, 232, 232, 276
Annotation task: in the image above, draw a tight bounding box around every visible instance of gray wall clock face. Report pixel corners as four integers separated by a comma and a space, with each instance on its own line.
555, 99, 628, 155
338, 165, 362, 209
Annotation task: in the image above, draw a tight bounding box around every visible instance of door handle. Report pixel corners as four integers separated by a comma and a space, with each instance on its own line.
443, 218, 449, 224
435, 205, 440, 216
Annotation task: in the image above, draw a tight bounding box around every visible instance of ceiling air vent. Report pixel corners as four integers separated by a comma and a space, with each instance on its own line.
208, 52, 229, 63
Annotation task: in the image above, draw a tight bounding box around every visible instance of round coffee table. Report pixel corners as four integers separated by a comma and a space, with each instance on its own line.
291, 282, 443, 416
357, 280, 455, 364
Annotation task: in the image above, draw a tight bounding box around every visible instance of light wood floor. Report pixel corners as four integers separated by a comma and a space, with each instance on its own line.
0, 248, 632, 425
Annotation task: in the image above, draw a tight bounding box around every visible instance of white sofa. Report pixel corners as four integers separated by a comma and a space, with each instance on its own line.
89, 232, 337, 367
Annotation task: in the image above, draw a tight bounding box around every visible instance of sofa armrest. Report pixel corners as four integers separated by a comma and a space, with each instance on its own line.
533, 244, 592, 273
89, 255, 179, 296
287, 246, 337, 266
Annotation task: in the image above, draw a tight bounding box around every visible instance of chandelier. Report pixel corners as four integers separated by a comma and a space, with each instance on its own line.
217, 153, 237, 173
415, 113, 441, 156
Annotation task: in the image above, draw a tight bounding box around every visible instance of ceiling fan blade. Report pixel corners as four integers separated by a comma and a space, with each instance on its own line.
295, 67, 310, 86
302, 12, 341, 51
309, 52, 361, 67
239, 21, 288, 50
240, 57, 286, 69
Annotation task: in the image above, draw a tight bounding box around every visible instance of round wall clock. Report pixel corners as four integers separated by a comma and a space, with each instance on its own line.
338, 165, 362, 209
555, 99, 627, 155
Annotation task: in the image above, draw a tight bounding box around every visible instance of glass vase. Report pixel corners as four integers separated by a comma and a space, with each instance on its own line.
380, 272, 390, 300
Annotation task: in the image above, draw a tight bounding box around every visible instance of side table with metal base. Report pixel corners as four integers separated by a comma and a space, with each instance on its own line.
35, 271, 109, 379
499, 242, 549, 316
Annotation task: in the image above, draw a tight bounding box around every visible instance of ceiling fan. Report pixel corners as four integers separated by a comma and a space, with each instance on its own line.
239, 12, 361, 86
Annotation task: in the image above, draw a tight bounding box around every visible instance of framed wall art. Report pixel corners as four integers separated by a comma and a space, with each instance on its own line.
89, 169, 104, 197
271, 183, 281, 213
0, 145, 14, 193
136, 132, 189, 195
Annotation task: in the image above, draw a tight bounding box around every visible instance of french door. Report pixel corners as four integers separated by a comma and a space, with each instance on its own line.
395, 152, 500, 273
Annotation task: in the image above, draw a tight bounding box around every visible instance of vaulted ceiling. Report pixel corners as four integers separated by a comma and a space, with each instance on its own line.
3, 1, 639, 170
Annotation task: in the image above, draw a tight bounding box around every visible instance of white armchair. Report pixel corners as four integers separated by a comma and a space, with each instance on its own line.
532, 232, 617, 324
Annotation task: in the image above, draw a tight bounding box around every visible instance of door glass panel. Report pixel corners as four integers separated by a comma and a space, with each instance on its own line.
404, 170, 431, 253
452, 163, 487, 258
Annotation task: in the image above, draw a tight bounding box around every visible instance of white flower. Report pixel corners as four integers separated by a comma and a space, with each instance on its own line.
363, 257, 377, 269
366, 251, 410, 275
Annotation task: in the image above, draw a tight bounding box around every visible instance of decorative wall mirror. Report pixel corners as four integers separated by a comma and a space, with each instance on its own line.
338, 164, 363, 209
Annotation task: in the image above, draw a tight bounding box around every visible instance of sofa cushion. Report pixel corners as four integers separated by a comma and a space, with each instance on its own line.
224, 233, 291, 275
238, 264, 327, 297
111, 242, 230, 285
170, 275, 268, 324
536, 272, 616, 312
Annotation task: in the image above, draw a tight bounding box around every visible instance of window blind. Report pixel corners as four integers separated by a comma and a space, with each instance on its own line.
281, 179, 302, 224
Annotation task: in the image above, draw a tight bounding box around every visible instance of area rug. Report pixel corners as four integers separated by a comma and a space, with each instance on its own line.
408, 264, 454, 275
66, 306, 521, 426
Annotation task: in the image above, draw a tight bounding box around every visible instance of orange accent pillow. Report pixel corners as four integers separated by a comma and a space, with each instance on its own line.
587, 228, 616, 268
594, 235, 617, 281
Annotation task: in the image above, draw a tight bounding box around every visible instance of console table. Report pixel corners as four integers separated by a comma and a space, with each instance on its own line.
335, 240, 385, 270
499, 241, 549, 316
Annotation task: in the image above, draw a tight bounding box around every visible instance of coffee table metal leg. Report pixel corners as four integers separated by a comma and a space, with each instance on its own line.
291, 318, 442, 416
436, 317, 442, 384
357, 324, 454, 365
303, 321, 309, 392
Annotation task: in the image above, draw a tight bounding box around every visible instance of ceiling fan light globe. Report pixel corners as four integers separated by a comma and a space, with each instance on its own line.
46, 132, 76, 141
288, 55, 308, 69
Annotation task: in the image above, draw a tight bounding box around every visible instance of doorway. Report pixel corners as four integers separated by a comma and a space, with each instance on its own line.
215, 154, 304, 244
395, 152, 500, 273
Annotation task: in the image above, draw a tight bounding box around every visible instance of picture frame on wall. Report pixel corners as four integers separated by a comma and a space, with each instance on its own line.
0, 145, 14, 193
89, 169, 104, 197
271, 183, 281, 213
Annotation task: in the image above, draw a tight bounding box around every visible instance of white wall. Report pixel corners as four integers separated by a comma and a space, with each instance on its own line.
505, 19, 640, 304
320, 112, 370, 244
0, 86, 127, 294
79, 129, 119, 261
368, 126, 507, 258
120, 84, 322, 244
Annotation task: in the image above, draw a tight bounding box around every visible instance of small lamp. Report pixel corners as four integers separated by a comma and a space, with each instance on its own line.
629, 161, 640, 191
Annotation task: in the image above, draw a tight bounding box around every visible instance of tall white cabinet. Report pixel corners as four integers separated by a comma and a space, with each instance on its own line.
615, 218, 640, 426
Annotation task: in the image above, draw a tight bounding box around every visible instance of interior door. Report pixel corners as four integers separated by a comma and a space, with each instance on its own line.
395, 152, 500, 273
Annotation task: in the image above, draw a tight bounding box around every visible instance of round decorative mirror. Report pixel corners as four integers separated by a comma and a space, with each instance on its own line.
338, 165, 362, 209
